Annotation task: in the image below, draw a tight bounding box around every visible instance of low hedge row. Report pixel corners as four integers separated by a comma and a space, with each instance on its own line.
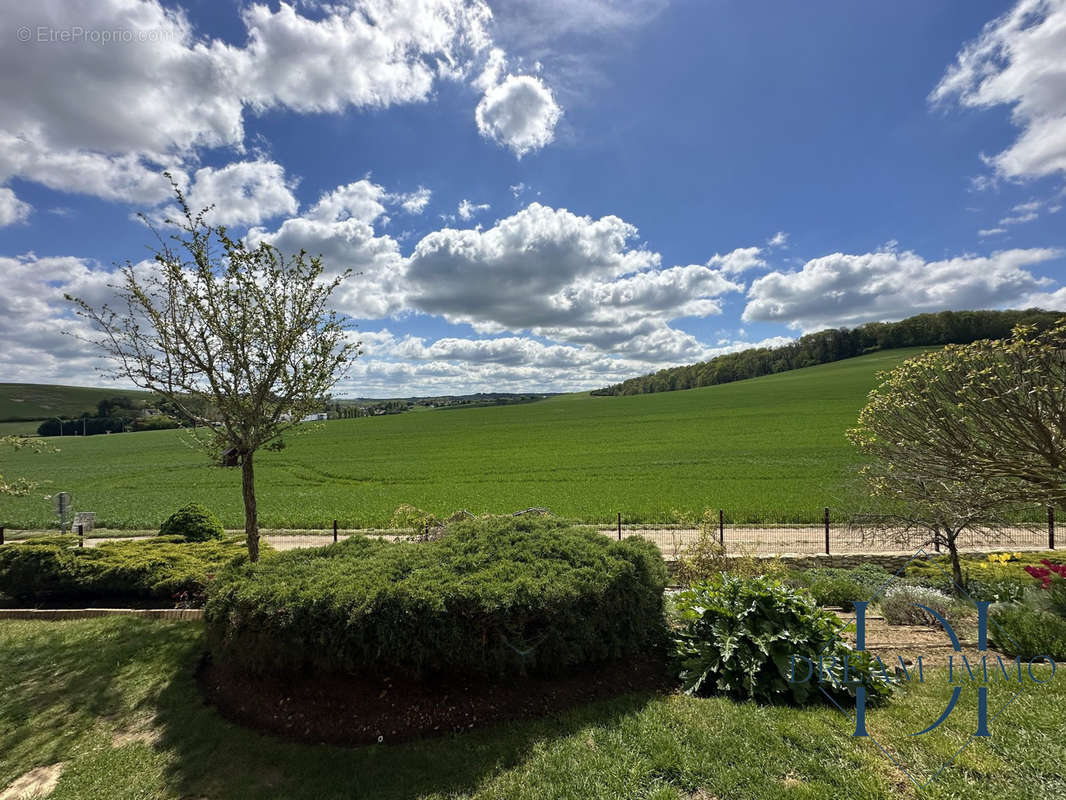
205, 517, 668, 679
0, 536, 254, 604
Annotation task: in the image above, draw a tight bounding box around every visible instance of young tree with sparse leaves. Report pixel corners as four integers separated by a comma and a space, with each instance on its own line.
847, 320, 1066, 583
68, 178, 359, 561
844, 469, 1018, 589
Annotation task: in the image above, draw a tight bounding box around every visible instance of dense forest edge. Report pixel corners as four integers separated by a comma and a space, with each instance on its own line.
591, 308, 1066, 396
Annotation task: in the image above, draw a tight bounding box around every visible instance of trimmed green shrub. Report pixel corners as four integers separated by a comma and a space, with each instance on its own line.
205, 516, 668, 679
0, 542, 83, 600
159, 502, 224, 542
672, 574, 896, 705
806, 576, 867, 611
8, 534, 80, 548
783, 564, 893, 610
989, 605, 1066, 661
0, 536, 253, 604
846, 563, 895, 591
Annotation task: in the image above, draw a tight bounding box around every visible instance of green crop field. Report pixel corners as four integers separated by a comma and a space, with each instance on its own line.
0, 383, 150, 422
0, 349, 928, 530
0, 421, 43, 437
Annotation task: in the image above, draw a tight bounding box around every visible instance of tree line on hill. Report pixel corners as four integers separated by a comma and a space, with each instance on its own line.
35, 395, 183, 436
328, 392, 554, 417
328, 399, 411, 418
591, 308, 1065, 396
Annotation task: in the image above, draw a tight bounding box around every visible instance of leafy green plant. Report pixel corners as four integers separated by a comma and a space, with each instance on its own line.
671, 574, 895, 705
963, 577, 1028, 604
989, 605, 1066, 661
1045, 577, 1066, 617
205, 516, 668, 679
159, 502, 224, 542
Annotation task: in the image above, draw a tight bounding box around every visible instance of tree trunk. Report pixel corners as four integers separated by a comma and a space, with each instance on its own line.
241, 450, 260, 562
946, 531, 963, 593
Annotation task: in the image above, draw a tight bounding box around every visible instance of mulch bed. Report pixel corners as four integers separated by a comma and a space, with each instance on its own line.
834, 609, 991, 668
197, 651, 674, 747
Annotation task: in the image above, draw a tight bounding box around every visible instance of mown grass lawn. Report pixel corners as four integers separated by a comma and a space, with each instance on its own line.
0, 349, 931, 531
1, 618, 1062, 799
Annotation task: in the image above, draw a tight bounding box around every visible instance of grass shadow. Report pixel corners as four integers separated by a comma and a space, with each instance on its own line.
0, 617, 668, 799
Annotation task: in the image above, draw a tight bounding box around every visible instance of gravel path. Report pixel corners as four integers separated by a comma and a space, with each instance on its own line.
7, 524, 1051, 558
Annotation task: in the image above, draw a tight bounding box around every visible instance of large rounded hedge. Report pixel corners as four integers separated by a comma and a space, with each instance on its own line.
205, 517, 668, 678
159, 502, 224, 542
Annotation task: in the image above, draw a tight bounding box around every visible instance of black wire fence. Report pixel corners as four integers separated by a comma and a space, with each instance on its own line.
602, 507, 1057, 558
0, 507, 1057, 559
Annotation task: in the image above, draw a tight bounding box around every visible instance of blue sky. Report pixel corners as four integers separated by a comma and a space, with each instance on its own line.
1, 0, 1065, 394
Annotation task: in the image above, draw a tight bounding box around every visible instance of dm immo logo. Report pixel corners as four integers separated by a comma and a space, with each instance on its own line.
788, 550, 1057, 789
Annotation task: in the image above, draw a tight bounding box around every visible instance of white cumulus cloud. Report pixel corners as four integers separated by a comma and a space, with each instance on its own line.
0, 0, 564, 208
160, 160, 299, 227
476, 75, 563, 157
743, 246, 1064, 331
932, 0, 1066, 179
405, 202, 743, 354
0, 188, 31, 227
706, 247, 766, 274
247, 180, 406, 319
392, 187, 432, 215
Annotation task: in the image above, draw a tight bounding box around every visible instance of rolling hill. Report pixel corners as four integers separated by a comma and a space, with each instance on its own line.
0, 383, 151, 423
0, 348, 929, 529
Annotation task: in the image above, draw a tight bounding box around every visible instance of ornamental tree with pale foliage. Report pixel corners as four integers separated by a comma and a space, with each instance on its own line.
847, 320, 1066, 585
68, 178, 359, 562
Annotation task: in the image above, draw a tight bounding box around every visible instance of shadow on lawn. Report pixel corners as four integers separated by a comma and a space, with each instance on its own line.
152, 646, 665, 800
2, 617, 667, 799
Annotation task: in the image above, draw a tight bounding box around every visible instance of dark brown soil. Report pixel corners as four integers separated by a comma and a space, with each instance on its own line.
197, 652, 674, 748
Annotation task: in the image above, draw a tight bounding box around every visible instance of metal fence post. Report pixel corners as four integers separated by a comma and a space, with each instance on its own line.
333, 519, 338, 544
718, 509, 724, 547
0, 526, 4, 545
1050, 506, 1056, 550
823, 507, 830, 555
78, 524, 83, 548
617, 512, 622, 541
